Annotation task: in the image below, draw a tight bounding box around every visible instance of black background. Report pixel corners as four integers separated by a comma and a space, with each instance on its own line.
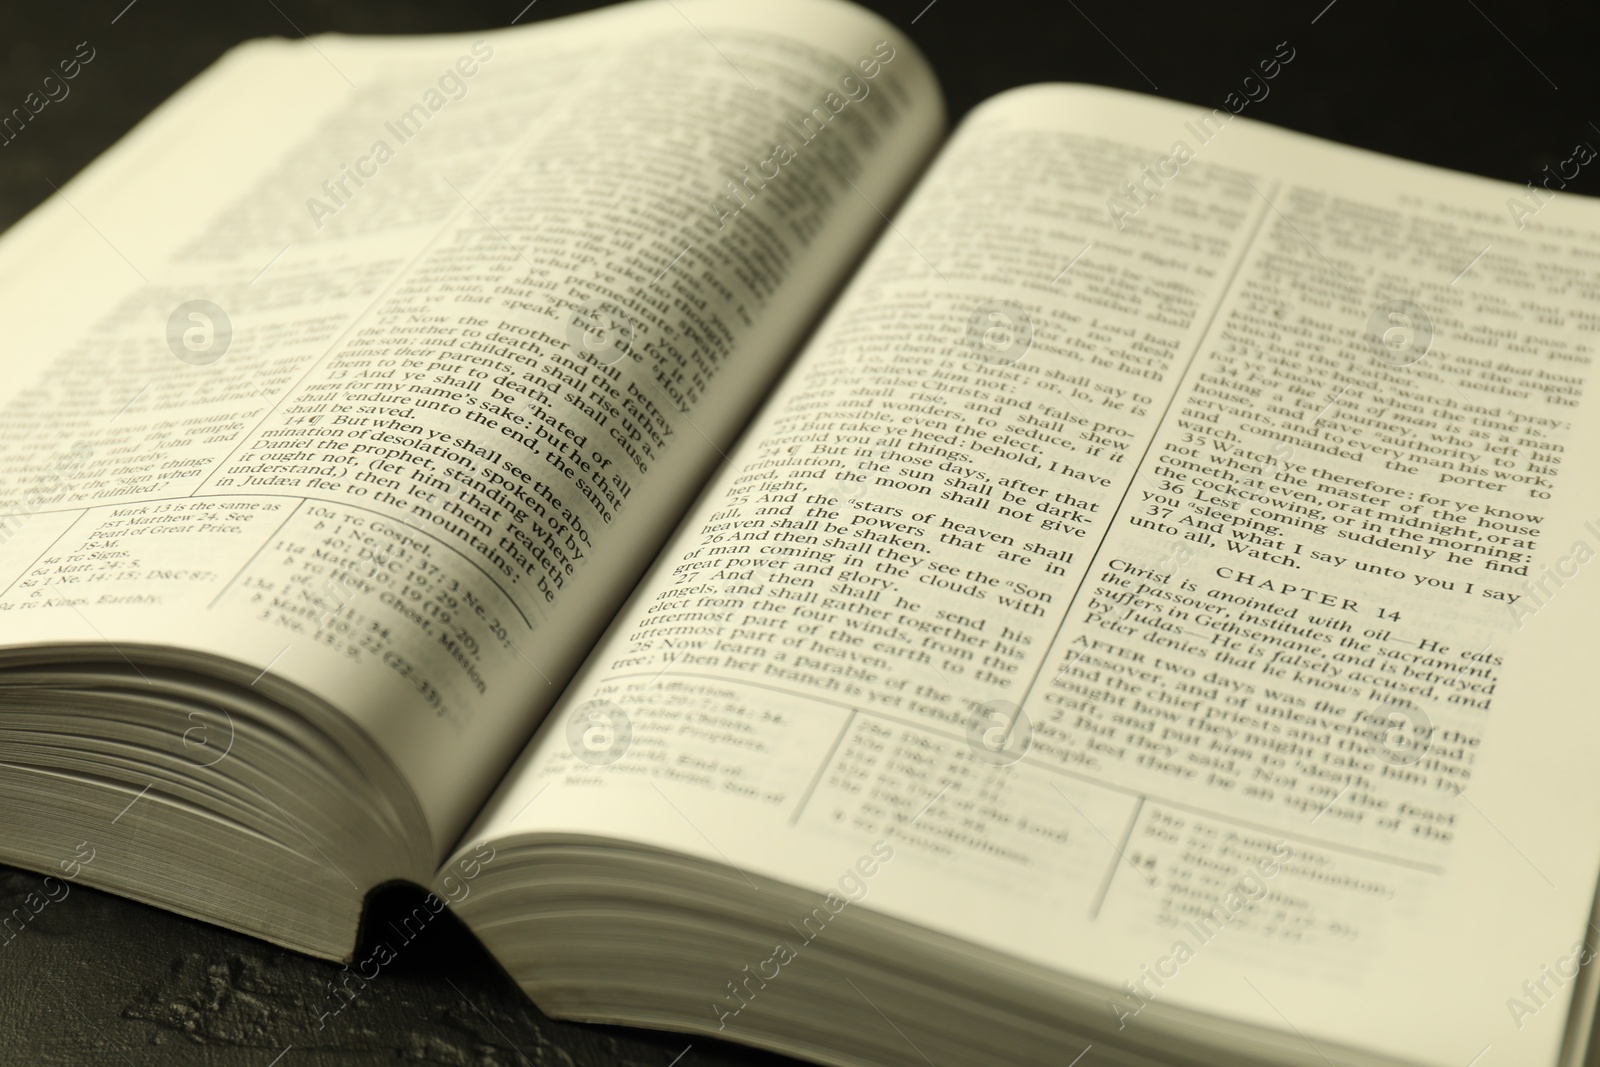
1, 1, 1597, 1064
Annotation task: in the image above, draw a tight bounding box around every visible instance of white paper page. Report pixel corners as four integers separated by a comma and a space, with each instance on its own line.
0, 0, 944, 858
470, 83, 1600, 1066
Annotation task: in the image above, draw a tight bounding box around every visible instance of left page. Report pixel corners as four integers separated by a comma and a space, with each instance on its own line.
0, 0, 943, 872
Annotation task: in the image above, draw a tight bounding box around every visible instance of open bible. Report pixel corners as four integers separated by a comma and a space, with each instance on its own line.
5, 1, 1600, 1064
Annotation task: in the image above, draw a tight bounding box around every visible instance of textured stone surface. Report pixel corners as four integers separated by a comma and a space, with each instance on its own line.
0, 866, 791, 1066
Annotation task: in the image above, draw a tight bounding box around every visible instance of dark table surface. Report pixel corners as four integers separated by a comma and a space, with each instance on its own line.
2, 1, 1599, 1064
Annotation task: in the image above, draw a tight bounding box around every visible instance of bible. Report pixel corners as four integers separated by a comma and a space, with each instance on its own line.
3, 2, 1600, 1065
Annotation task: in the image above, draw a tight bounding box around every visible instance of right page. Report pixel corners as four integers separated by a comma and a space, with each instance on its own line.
469, 83, 1600, 1066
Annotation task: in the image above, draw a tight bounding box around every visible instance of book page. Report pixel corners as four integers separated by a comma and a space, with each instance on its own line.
471, 83, 1600, 1065
0, 0, 943, 858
